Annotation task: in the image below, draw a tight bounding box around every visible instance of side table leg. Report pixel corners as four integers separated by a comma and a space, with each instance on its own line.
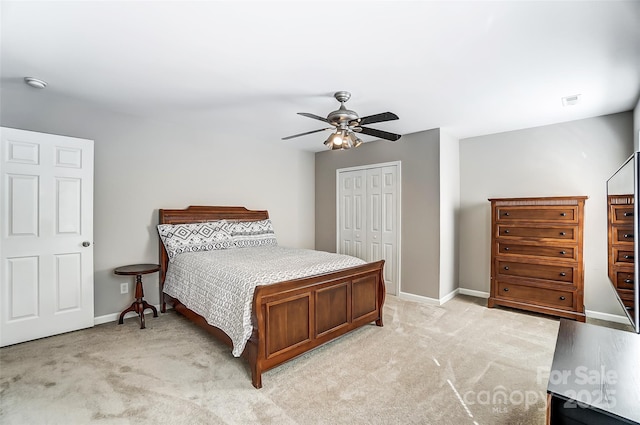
118, 273, 158, 329
138, 300, 146, 329
118, 302, 136, 325
142, 300, 158, 318
135, 274, 145, 329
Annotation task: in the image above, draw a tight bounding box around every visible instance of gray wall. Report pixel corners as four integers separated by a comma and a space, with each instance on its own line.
3, 80, 634, 319
1, 86, 315, 318
315, 129, 441, 299
459, 112, 634, 316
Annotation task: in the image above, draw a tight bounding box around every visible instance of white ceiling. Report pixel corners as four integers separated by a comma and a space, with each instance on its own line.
2, 1, 639, 152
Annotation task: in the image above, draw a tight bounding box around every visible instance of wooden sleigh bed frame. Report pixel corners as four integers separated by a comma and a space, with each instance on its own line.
158, 206, 385, 388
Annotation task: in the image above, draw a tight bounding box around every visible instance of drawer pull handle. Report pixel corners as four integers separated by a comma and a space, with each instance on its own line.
559, 296, 566, 301
624, 255, 634, 260
624, 212, 634, 217
559, 232, 566, 236
560, 251, 566, 255
560, 212, 567, 217
625, 279, 633, 284
504, 230, 510, 234
504, 212, 510, 216
624, 234, 634, 239
504, 247, 510, 251
504, 266, 510, 270
503, 288, 509, 292
560, 272, 566, 277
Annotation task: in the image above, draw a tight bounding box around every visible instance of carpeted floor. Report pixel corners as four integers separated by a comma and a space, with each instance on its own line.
0, 295, 611, 425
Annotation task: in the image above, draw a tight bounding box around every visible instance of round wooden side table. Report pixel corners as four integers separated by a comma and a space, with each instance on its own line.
114, 263, 160, 329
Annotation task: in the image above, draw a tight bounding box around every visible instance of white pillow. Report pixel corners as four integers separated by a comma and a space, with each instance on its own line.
157, 220, 234, 260
226, 219, 278, 248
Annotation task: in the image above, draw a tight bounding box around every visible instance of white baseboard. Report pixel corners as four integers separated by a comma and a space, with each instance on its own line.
94, 303, 163, 326
398, 291, 441, 305
458, 288, 490, 299
398, 288, 460, 306
585, 309, 631, 325
93, 299, 629, 328
439, 288, 459, 304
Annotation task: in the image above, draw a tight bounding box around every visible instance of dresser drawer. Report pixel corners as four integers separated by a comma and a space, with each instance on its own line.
616, 289, 635, 309
613, 226, 634, 244
495, 206, 578, 223
496, 281, 574, 309
611, 204, 634, 224
497, 241, 577, 261
614, 269, 634, 290
496, 225, 576, 241
613, 247, 634, 264
496, 260, 574, 284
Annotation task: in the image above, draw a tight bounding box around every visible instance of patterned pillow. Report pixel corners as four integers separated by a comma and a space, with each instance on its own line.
226, 219, 278, 248
157, 220, 234, 260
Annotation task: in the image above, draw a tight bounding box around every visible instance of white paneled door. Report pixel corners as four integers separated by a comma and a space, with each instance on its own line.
338, 170, 366, 259
0, 127, 94, 347
338, 163, 400, 295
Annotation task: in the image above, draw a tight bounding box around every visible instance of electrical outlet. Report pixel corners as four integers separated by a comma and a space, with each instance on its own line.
120, 282, 128, 294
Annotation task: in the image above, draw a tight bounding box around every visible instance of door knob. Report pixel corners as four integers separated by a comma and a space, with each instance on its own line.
82, 241, 91, 247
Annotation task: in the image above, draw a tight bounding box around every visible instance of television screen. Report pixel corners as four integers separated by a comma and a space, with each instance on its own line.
607, 152, 640, 333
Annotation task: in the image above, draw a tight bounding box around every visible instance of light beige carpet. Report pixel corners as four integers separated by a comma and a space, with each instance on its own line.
0, 295, 592, 424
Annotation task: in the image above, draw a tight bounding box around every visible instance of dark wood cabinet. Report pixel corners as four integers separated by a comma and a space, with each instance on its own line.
488, 196, 587, 321
547, 319, 640, 425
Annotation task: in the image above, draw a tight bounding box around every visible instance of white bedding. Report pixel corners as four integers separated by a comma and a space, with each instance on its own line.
163, 246, 366, 356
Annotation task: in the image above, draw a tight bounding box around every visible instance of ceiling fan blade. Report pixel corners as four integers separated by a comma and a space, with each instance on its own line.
298, 112, 330, 123
358, 112, 399, 126
358, 126, 402, 141
282, 128, 332, 140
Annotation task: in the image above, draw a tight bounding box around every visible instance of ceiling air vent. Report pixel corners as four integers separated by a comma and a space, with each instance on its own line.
561, 94, 581, 106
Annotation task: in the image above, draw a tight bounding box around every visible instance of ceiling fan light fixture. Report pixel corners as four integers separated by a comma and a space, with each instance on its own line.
325, 132, 344, 149
330, 141, 348, 151
283, 91, 401, 149
348, 132, 363, 148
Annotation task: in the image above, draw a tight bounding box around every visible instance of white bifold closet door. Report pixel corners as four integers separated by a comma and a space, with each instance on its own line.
0, 127, 94, 347
338, 163, 400, 295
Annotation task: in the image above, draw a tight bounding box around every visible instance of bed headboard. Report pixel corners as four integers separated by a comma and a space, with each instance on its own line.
157, 206, 269, 308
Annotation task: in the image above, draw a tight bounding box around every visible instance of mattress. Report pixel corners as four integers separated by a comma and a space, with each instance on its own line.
163, 246, 366, 356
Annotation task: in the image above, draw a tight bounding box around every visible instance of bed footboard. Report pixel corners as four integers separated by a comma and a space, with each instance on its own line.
158, 206, 386, 388
244, 260, 385, 388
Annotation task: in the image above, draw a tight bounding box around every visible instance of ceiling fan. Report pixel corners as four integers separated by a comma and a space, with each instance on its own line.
282, 91, 402, 150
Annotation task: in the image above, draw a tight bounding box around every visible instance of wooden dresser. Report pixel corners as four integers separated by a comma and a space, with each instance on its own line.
488, 196, 587, 322
607, 194, 635, 315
